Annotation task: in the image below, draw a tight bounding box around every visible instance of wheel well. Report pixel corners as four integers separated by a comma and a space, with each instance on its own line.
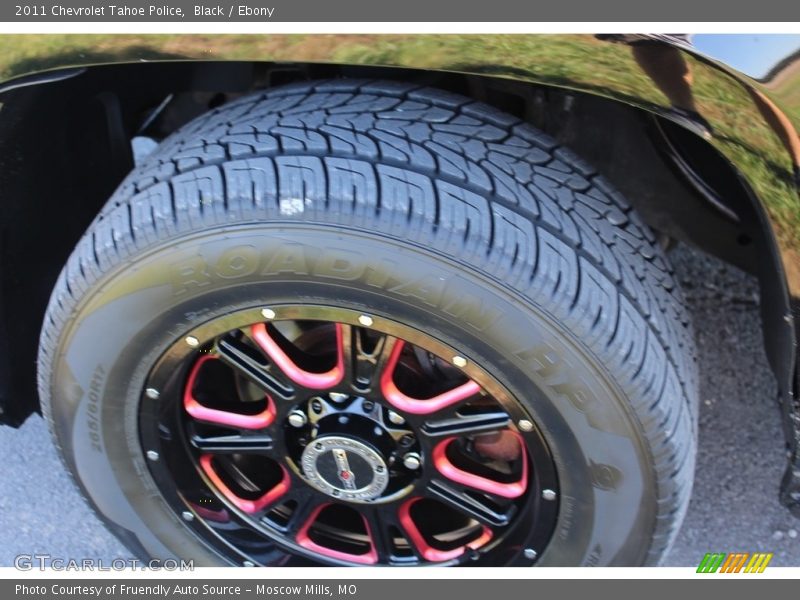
0, 60, 787, 425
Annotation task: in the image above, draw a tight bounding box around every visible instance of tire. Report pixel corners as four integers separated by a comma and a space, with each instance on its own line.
38, 79, 697, 567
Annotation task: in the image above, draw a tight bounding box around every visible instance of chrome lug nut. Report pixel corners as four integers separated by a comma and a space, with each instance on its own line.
403, 452, 421, 470
329, 392, 348, 403
185, 336, 200, 347
181, 511, 194, 522
358, 314, 374, 327
146, 450, 159, 461
542, 489, 557, 501
288, 410, 307, 428
261, 308, 276, 320
452, 356, 468, 368
145, 388, 160, 400
518, 419, 534, 432
387, 410, 405, 425
524, 548, 537, 560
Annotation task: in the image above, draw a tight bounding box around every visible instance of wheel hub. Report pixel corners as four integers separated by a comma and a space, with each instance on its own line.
140, 305, 559, 566
300, 436, 389, 502
285, 393, 421, 504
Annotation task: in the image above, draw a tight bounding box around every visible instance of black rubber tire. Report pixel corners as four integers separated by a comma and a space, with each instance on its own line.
38, 79, 697, 566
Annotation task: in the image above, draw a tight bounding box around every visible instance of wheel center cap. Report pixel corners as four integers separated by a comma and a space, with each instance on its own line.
300, 436, 389, 502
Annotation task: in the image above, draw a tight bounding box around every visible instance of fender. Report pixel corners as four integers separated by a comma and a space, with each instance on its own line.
0, 33, 797, 513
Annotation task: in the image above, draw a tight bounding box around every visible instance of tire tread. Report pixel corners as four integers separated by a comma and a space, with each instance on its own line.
39, 79, 698, 565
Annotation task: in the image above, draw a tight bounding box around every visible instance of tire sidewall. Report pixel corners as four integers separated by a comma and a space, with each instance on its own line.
46, 222, 657, 566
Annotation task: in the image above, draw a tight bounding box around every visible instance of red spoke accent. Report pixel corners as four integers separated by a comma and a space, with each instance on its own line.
380, 340, 481, 415
251, 323, 345, 390
398, 498, 493, 562
432, 433, 528, 499
184, 355, 276, 429
296, 504, 378, 565
199, 454, 290, 514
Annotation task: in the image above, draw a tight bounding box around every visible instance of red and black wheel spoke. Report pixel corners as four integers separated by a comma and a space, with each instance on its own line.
188, 426, 275, 455
270, 488, 319, 535
340, 325, 400, 395
183, 354, 278, 430
250, 322, 345, 391
397, 425, 529, 554
412, 397, 525, 529
361, 505, 403, 564
423, 478, 516, 528
381, 339, 482, 415
215, 333, 296, 402
431, 433, 528, 499
197, 453, 291, 515
140, 308, 558, 567
420, 407, 512, 439
397, 497, 494, 563
295, 503, 378, 565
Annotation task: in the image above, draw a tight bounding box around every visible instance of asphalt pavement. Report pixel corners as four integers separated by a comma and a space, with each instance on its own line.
0, 244, 797, 567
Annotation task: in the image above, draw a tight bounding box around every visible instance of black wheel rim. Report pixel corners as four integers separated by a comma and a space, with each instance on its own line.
139, 305, 559, 566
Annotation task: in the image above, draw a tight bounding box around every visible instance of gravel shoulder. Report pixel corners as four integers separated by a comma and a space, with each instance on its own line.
662, 245, 798, 565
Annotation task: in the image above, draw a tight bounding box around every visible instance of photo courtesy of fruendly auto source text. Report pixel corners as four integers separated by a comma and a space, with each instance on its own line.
0, 0, 798, 596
